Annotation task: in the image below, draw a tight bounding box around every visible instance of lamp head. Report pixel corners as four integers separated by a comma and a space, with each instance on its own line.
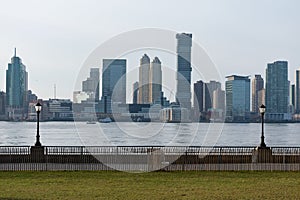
35, 102, 42, 112
259, 104, 266, 114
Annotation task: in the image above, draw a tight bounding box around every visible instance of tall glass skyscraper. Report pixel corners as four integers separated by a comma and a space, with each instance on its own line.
102, 59, 126, 113
225, 75, 250, 122
265, 61, 289, 120
6, 49, 28, 108
176, 33, 192, 110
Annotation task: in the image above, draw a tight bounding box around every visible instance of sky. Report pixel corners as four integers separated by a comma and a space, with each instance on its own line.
0, 0, 300, 100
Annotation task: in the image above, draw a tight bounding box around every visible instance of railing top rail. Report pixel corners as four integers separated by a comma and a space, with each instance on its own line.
0, 145, 300, 148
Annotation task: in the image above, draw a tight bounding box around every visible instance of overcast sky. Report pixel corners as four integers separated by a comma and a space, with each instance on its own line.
0, 0, 299, 100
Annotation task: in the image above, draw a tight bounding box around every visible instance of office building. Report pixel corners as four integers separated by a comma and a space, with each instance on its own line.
225, 75, 250, 122
102, 59, 126, 113
265, 61, 290, 120
257, 89, 265, 110
252, 75, 264, 113
6, 48, 28, 108
193, 80, 204, 120
82, 68, 100, 101
150, 57, 162, 104
296, 69, 300, 113
176, 33, 192, 110
138, 54, 151, 104
213, 88, 225, 111
290, 84, 295, 108
0, 92, 6, 117
132, 82, 139, 104
204, 81, 221, 111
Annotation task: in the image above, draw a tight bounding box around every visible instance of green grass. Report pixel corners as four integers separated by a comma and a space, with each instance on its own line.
0, 171, 299, 200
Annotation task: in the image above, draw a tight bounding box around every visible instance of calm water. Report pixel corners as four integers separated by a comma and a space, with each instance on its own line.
0, 121, 299, 146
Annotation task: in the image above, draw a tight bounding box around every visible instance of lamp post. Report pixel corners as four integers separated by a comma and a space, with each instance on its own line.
259, 104, 266, 148
35, 102, 42, 146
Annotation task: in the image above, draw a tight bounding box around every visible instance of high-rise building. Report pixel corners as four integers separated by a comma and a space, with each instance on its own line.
138, 54, 150, 104
257, 88, 265, 110
225, 75, 250, 122
150, 57, 162, 104
193, 80, 204, 120
252, 75, 264, 113
102, 59, 126, 113
213, 88, 225, 111
265, 61, 289, 120
6, 48, 28, 108
290, 84, 295, 108
82, 68, 100, 101
132, 82, 139, 104
204, 81, 221, 111
295, 69, 300, 113
176, 33, 192, 110
193, 80, 222, 121
0, 92, 6, 116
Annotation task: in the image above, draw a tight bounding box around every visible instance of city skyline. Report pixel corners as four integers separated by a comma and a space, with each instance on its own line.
0, 47, 299, 122
0, 1, 300, 99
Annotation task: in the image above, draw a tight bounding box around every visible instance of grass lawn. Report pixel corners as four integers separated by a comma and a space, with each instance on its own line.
0, 171, 299, 199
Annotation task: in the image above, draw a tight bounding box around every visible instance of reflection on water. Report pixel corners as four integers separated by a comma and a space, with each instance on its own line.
0, 121, 299, 146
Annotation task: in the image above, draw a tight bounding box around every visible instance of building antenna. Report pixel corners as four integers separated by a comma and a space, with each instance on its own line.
54, 84, 56, 99
14, 48, 16, 57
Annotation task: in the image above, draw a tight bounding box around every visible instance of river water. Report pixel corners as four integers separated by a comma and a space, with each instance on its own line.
0, 121, 299, 146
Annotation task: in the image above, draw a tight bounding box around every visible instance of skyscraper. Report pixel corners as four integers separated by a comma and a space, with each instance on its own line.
0, 92, 6, 116
138, 54, 150, 104
132, 81, 139, 104
176, 33, 192, 110
6, 48, 28, 108
82, 68, 100, 101
204, 81, 221, 111
265, 61, 289, 120
295, 69, 300, 113
290, 84, 295, 108
213, 88, 225, 111
252, 75, 264, 113
225, 75, 250, 122
257, 88, 265, 111
193, 80, 204, 120
102, 59, 126, 113
150, 57, 162, 104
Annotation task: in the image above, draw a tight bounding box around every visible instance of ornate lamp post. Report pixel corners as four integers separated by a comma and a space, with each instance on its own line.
35, 102, 42, 146
259, 104, 266, 148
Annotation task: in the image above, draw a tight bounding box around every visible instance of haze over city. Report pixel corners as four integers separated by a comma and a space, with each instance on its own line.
1, 0, 300, 100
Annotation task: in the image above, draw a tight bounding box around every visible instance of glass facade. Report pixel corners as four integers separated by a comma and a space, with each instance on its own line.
176, 33, 192, 110
225, 75, 250, 122
265, 61, 289, 115
102, 59, 126, 113
6, 50, 28, 108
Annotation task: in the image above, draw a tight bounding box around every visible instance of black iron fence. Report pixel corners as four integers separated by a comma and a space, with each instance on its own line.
0, 146, 299, 171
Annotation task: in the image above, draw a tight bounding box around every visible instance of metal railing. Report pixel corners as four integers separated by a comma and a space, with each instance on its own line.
0, 146, 299, 171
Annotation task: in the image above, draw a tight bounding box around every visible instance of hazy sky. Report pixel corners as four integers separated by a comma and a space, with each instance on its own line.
0, 0, 300, 100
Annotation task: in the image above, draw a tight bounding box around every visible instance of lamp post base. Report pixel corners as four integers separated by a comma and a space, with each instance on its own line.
35, 141, 42, 147
30, 146, 45, 163
252, 146, 272, 163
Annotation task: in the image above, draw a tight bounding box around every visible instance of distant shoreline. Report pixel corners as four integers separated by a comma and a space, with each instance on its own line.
1, 120, 300, 124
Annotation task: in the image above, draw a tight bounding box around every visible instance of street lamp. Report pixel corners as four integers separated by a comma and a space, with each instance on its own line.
34, 102, 42, 146
259, 104, 266, 148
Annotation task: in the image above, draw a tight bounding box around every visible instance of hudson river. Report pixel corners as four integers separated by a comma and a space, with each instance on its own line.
0, 121, 299, 146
